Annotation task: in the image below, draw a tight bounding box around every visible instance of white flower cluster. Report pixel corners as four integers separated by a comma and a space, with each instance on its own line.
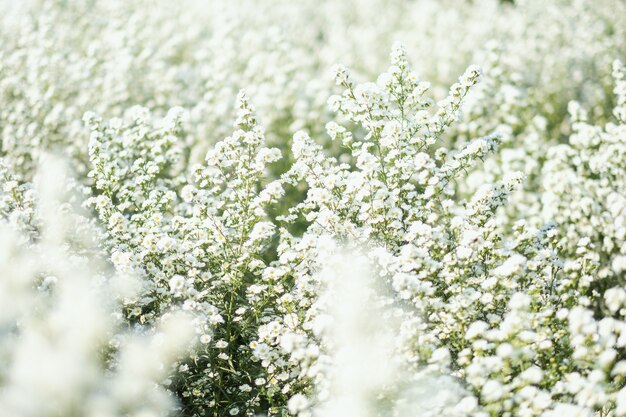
0, 157, 195, 417
87, 91, 294, 415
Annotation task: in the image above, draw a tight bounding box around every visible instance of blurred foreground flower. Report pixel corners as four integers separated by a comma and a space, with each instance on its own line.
0, 155, 196, 417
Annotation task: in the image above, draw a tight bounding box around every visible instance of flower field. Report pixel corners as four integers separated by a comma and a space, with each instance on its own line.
1, 0, 625, 416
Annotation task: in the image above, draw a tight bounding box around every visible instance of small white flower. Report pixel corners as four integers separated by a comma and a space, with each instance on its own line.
466, 321, 489, 340
287, 394, 308, 414
169, 275, 185, 292
482, 380, 504, 402
520, 366, 543, 384
493, 254, 526, 277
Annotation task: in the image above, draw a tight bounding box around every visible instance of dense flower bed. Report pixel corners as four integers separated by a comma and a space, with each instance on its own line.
1, 1, 625, 416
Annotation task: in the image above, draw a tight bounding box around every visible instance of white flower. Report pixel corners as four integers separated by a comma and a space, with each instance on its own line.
466, 321, 489, 340
482, 380, 504, 402
613, 256, 626, 273
429, 347, 451, 365
457, 246, 473, 260
287, 394, 308, 414
509, 292, 531, 311
520, 366, 543, 384
605, 287, 626, 312
180, 185, 195, 203
493, 254, 526, 277
168, 275, 185, 292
